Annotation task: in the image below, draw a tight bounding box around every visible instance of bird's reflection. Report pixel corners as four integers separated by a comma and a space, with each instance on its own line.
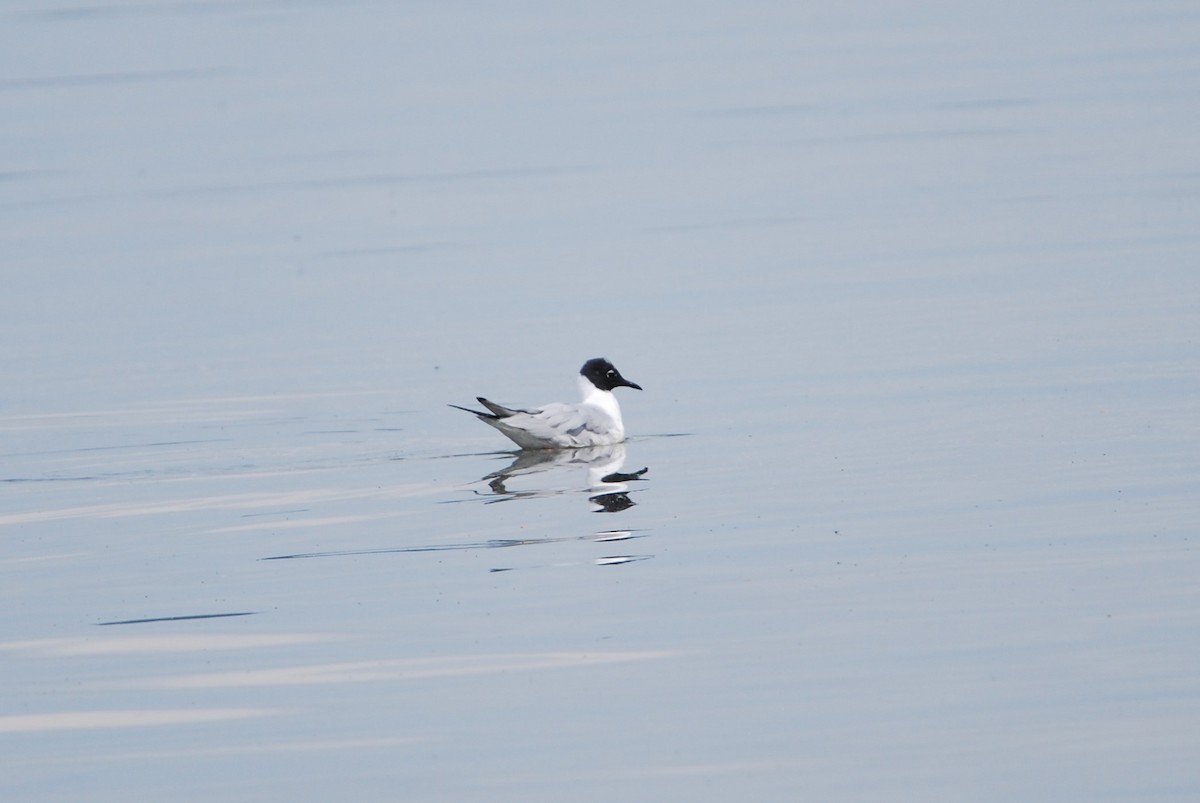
260, 444, 651, 569
478, 443, 647, 512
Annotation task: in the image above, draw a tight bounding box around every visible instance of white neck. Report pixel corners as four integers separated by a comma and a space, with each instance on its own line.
578, 375, 624, 429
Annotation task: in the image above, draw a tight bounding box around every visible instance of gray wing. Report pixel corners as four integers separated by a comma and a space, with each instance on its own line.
497, 403, 619, 448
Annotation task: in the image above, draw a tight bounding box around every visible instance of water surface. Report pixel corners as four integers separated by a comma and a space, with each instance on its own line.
2, 1, 1198, 801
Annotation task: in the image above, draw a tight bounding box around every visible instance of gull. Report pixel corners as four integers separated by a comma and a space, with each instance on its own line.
450, 358, 642, 449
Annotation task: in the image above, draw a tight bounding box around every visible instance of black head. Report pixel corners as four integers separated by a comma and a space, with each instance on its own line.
580, 358, 642, 392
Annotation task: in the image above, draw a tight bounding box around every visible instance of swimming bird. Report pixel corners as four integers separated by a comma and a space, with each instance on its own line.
450, 358, 642, 449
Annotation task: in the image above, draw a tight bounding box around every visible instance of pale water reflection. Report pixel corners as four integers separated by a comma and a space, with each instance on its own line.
261, 442, 653, 570
472, 443, 648, 506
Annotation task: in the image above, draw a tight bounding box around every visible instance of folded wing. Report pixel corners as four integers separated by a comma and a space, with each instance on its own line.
491, 402, 619, 448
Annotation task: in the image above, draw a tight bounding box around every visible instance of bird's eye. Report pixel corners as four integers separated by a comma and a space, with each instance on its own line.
607, 370, 615, 377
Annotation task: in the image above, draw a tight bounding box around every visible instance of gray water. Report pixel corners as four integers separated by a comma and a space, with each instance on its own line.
2, 2, 1198, 801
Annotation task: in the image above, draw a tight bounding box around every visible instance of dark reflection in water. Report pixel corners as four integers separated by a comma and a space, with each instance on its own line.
260, 529, 649, 562
96, 611, 259, 626
591, 491, 635, 512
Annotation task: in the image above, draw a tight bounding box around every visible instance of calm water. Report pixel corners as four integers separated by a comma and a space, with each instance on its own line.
3, 1, 1198, 800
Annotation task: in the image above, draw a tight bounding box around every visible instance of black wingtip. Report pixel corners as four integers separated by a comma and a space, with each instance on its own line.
448, 403, 498, 419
